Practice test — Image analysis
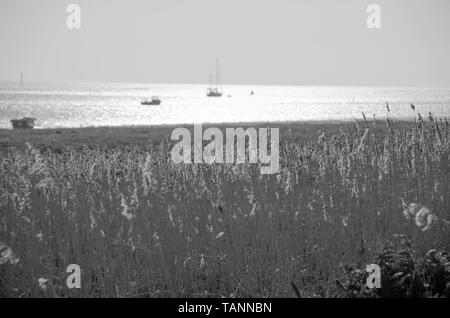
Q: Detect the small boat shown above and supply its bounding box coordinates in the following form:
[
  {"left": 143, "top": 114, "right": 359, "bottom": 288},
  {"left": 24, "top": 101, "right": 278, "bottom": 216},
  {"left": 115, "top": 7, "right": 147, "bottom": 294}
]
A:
[
  {"left": 206, "top": 59, "right": 223, "bottom": 97},
  {"left": 10, "top": 117, "right": 36, "bottom": 129},
  {"left": 141, "top": 96, "right": 161, "bottom": 105}
]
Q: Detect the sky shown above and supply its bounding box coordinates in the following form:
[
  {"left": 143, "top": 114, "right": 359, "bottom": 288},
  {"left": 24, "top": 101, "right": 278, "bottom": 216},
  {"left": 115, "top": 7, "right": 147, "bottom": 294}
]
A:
[{"left": 0, "top": 0, "right": 449, "bottom": 86}]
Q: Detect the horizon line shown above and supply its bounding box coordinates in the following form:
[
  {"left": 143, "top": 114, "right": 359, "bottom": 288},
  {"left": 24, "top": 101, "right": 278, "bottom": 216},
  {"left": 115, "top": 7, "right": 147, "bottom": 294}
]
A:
[{"left": 1, "top": 79, "right": 450, "bottom": 90}]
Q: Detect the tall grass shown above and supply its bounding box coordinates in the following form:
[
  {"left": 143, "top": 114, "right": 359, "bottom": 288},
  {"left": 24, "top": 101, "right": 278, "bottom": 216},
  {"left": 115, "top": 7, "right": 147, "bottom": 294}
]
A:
[{"left": 1, "top": 116, "right": 449, "bottom": 297}]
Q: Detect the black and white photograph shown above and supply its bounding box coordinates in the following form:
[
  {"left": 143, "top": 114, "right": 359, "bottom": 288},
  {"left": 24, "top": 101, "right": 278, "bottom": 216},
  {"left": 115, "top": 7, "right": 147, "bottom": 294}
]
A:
[{"left": 0, "top": 0, "right": 449, "bottom": 304}]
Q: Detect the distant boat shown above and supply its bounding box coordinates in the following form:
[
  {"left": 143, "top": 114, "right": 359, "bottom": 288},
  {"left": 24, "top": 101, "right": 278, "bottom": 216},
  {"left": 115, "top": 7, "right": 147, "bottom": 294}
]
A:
[
  {"left": 10, "top": 117, "right": 36, "bottom": 129},
  {"left": 141, "top": 96, "right": 161, "bottom": 105},
  {"left": 206, "top": 59, "right": 223, "bottom": 97}
]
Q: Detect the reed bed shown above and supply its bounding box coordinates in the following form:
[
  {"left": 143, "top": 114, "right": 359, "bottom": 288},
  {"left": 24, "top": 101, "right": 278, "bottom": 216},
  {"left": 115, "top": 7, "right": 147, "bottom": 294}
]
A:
[{"left": 0, "top": 115, "right": 449, "bottom": 297}]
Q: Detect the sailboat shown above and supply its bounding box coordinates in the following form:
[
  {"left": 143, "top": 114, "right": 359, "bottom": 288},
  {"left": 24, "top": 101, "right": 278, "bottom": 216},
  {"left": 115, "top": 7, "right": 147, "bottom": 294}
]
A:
[{"left": 206, "top": 59, "right": 223, "bottom": 97}]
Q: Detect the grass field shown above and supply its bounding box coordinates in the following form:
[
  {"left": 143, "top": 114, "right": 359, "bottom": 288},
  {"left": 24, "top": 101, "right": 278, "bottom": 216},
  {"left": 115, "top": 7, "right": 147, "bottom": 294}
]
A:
[{"left": 0, "top": 117, "right": 449, "bottom": 297}]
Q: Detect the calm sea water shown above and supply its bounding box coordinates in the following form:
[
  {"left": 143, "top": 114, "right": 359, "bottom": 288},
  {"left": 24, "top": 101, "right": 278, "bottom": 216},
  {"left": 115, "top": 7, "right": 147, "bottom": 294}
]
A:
[{"left": 1, "top": 82, "right": 449, "bottom": 129}]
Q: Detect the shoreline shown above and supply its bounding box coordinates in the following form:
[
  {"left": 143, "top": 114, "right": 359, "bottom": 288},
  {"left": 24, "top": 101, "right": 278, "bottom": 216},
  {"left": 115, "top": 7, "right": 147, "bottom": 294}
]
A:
[{"left": 0, "top": 120, "right": 416, "bottom": 150}]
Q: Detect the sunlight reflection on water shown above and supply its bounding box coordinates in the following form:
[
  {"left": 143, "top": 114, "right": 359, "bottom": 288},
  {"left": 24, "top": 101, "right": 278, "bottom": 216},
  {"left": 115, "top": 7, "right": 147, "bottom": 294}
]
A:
[{"left": 1, "top": 82, "right": 449, "bottom": 128}]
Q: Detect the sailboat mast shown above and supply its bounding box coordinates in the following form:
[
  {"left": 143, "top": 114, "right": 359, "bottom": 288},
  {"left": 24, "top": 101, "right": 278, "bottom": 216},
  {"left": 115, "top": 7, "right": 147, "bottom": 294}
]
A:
[
  {"left": 206, "top": 59, "right": 223, "bottom": 96},
  {"left": 209, "top": 69, "right": 213, "bottom": 89},
  {"left": 215, "top": 58, "right": 222, "bottom": 91},
  {"left": 215, "top": 59, "right": 219, "bottom": 90}
]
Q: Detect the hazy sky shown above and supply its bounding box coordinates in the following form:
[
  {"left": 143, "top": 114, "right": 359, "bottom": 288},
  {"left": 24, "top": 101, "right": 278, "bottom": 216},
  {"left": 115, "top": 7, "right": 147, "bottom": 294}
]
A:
[{"left": 1, "top": 0, "right": 449, "bottom": 86}]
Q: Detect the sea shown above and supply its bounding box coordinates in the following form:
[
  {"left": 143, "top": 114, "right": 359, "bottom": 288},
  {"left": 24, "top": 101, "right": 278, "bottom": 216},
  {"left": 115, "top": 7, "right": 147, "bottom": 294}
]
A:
[{"left": 1, "top": 82, "right": 449, "bottom": 129}]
